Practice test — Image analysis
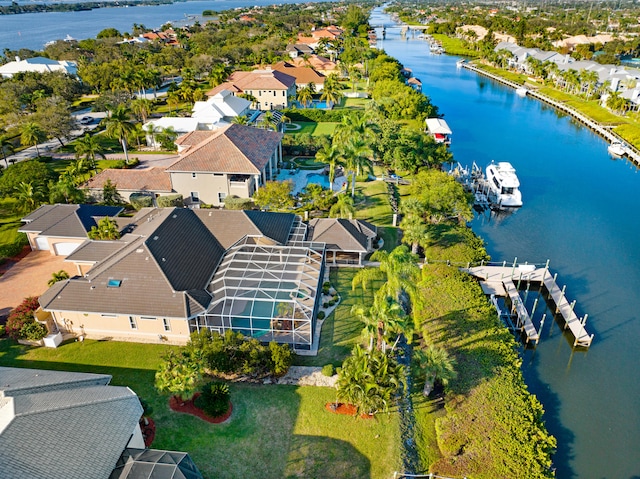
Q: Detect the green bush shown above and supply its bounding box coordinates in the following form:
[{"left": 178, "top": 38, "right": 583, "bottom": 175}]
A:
[
  {"left": 0, "top": 325, "right": 6, "bottom": 336},
  {"left": 21, "top": 321, "right": 48, "bottom": 341},
  {"left": 322, "top": 281, "right": 331, "bottom": 289},
  {"left": 129, "top": 193, "right": 154, "bottom": 210},
  {"left": 284, "top": 109, "right": 357, "bottom": 123},
  {"left": 224, "top": 195, "right": 254, "bottom": 210},
  {"left": 0, "top": 233, "right": 28, "bottom": 259},
  {"left": 5, "top": 296, "right": 44, "bottom": 341},
  {"left": 157, "top": 194, "right": 184, "bottom": 208},
  {"left": 269, "top": 341, "right": 292, "bottom": 376},
  {"left": 194, "top": 381, "right": 230, "bottom": 417},
  {"left": 317, "top": 311, "right": 325, "bottom": 320},
  {"left": 321, "top": 364, "right": 335, "bottom": 376}
]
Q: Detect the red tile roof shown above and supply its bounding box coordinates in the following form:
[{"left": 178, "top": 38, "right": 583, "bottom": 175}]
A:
[
  {"left": 84, "top": 167, "right": 173, "bottom": 192},
  {"left": 271, "top": 62, "right": 325, "bottom": 86},
  {"left": 228, "top": 69, "right": 296, "bottom": 90}
]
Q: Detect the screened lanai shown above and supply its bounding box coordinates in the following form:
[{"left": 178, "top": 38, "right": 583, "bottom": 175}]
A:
[{"left": 193, "top": 236, "right": 325, "bottom": 350}]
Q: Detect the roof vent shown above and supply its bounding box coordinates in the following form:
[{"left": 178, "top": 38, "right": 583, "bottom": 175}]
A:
[
  {"left": 153, "top": 236, "right": 159, "bottom": 241},
  {"left": 136, "top": 248, "right": 144, "bottom": 253},
  {"left": 173, "top": 214, "right": 177, "bottom": 218},
  {"left": 162, "top": 258, "right": 166, "bottom": 262}
]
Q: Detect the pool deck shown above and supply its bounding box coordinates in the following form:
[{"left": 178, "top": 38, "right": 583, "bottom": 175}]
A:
[{"left": 276, "top": 168, "right": 348, "bottom": 195}]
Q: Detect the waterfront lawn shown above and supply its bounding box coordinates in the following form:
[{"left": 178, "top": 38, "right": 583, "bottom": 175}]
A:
[
  {"left": 355, "top": 179, "right": 394, "bottom": 226},
  {"left": 432, "top": 34, "right": 480, "bottom": 58},
  {"left": 537, "top": 87, "right": 624, "bottom": 125},
  {"left": 473, "top": 63, "right": 527, "bottom": 85},
  {"left": 0, "top": 337, "right": 401, "bottom": 479}
]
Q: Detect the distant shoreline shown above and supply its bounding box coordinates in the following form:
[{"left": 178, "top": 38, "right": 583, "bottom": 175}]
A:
[{"left": 0, "top": 0, "right": 182, "bottom": 16}]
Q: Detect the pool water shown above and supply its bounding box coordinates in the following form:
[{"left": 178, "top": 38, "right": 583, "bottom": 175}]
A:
[{"left": 305, "top": 173, "right": 330, "bottom": 190}]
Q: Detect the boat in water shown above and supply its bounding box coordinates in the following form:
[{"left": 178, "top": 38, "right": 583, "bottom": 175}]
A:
[
  {"left": 486, "top": 162, "right": 522, "bottom": 207},
  {"left": 515, "top": 87, "right": 529, "bottom": 97},
  {"left": 608, "top": 140, "right": 627, "bottom": 157}
]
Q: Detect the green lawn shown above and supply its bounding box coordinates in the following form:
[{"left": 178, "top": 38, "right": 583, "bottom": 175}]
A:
[
  {"left": 355, "top": 179, "right": 394, "bottom": 226},
  {"left": 0, "top": 198, "right": 25, "bottom": 252},
  {"left": 343, "top": 97, "right": 369, "bottom": 109},
  {"left": 288, "top": 121, "right": 338, "bottom": 137},
  {"left": 0, "top": 329, "right": 401, "bottom": 479}
]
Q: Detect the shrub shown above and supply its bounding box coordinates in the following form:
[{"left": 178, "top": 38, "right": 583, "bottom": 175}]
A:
[
  {"left": 224, "top": 195, "right": 254, "bottom": 210},
  {"left": 0, "top": 325, "right": 5, "bottom": 337},
  {"left": 269, "top": 341, "right": 292, "bottom": 376},
  {"left": 323, "top": 302, "right": 328, "bottom": 308},
  {"left": 20, "top": 321, "right": 48, "bottom": 341},
  {"left": 194, "top": 381, "right": 230, "bottom": 417},
  {"left": 321, "top": 364, "right": 335, "bottom": 376},
  {"left": 6, "top": 296, "right": 41, "bottom": 340},
  {"left": 157, "top": 194, "right": 184, "bottom": 208},
  {"left": 317, "top": 311, "right": 325, "bottom": 320},
  {"left": 0, "top": 233, "right": 28, "bottom": 259},
  {"left": 129, "top": 193, "right": 154, "bottom": 210},
  {"left": 323, "top": 281, "right": 331, "bottom": 289}
]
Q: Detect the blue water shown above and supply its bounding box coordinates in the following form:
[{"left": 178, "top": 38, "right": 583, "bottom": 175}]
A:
[
  {"left": 372, "top": 8, "right": 640, "bottom": 479},
  {"left": 0, "top": 0, "right": 332, "bottom": 51},
  {"left": 305, "top": 173, "right": 330, "bottom": 190},
  {"left": 295, "top": 100, "right": 331, "bottom": 110}
]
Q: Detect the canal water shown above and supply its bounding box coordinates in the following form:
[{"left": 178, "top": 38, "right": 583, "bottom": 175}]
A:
[{"left": 372, "top": 8, "right": 640, "bottom": 479}]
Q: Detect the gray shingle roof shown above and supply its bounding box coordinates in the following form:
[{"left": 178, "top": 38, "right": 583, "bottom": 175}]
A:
[
  {"left": 307, "top": 218, "right": 377, "bottom": 252},
  {"left": 65, "top": 240, "right": 126, "bottom": 263},
  {"left": 0, "top": 366, "right": 143, "bottom": 479},
  {"left": 20, "top": 204, "right": 123, "bottom": 238}
]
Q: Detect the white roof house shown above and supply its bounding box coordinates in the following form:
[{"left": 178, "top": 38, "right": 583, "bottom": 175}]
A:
[
  {"left": 191, "top": 89, "right": 251, "bottom": 128},
  {"left": 142, "top": 117, "right": 200, "bottom": 148},
  {"left": 0, "top": 56, "right": 78, "bottom": 78},
  {"left": 425, "top": 118, "right": 452, "bottom": 135}
]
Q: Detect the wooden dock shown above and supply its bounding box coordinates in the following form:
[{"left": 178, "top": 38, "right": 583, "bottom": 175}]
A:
[
  {"left": 464, "top": 265, "right": 593, "bottom": 348},
  {"left": 459, "top": 61, "right": 640, "bottom": 166}
]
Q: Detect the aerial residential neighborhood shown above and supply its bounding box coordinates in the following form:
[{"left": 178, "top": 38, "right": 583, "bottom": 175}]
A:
[{"left": 2, "top": 0, "right": 640, "bottom": 478}]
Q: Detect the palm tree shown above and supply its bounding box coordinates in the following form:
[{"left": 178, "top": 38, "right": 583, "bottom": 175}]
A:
[
  {"left": 103, "top": 106, "right": 135, "bottom": 164},
  {"left": 413, "top": 345, "right": 457, "bottom": 396},
  {"left": 320, "top": 74, "right": 343, "bottom": 108},
  {"left": 297, "top": 85, "right": 314, "bottom": 108},
  {"left": 315, "top": 144, "right": 342, "bottom": 191},
  {"left": 131, "top": 98, "right": 153, "bottom": 122},
  {"left": 0, "top": 135, "right": 15, "bottom": 167},
  {"left": 156, "top": 126, "right": 178, "bottom": 151},
  {"left": 329, "top": 193, "right": 355, "bottom": 219},
  {"left": 341, "top": 139, "right": 373, "bottom": 197},
  {"left": 399, "top": 211, "right": 429, "bottom": 255},
  {"left": 20, "top": 121, "right": 45, "bottom": 157},
  {"left": 352, "top": 294, "right": 406, "bottom": 351},
  {"left": 87, "top": 217, "right": 121, "bottom": 240},
  {"left": 231, "top": 115, "right": 248, "bottom": 125},
  {"left": 48, "top": 270, "right": 70, "bottom": 287},
  {"left": 74, "top": 133, "right": 106, "bottom": 172},
  {"left": 15, "top": 181, "right": 44, "bottom": 214},
  {"left": 155, "top": 350, "right": 204, "bottom": 402}
]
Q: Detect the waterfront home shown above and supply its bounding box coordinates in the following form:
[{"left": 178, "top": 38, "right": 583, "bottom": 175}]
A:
[
  {"left": 38, "top": 207, "right": 326, "bottom": 350},
  {"left": 209, "top": 69, "right": 297, "bottom": 111},
  {"left": 0, "top": 366, "right": 203, "bottom": 479},
  {"left": 271, "top": 61, "right": 326, "bottom": 91},
  {"left": 19, "top": 204, "right": 123, "bottom": 256},
  {"left": 0, "top": 56, "right": 78, "bottom": 78}
]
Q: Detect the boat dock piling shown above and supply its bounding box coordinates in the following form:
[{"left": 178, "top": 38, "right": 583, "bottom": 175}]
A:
[
  {"left": 459, "top": 61, "right": 640, "bottom": 166},
  {"left": 464, "top": 262, "right": 594, "bottom": 348}
]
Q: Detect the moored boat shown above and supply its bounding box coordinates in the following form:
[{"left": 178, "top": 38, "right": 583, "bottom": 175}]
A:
[
  {"left": 608, "top": 140, "right": 627, "bottom": 157},
  {"left": 515, "top": 87, "right": 528, "bottom": 97},
  {"left": 486, "top": 161, "right": 522, "bottom": 207}
]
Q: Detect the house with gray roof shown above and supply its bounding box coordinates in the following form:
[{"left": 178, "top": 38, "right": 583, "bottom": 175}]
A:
[
  {"left": 39, "top": 208, "right": 326, "bottom": 350},
  {"left": 307, "top": 218, "right": 377, "bottom": 266},
  {"left": 19, "top": 204, "right": 123, "bottom": 256}
]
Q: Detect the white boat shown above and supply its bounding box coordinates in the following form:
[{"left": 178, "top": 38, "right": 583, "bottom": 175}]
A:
[
  {"left": 515, "top": 87, "right": 528, "bottom": 97},
  {"left": 486, "top": 162, "right": 522, "bottom": 207},
  {"left": 608, "top": 140, "right": 627, "bottom": 157},
  {"left": 425, "top": 117, "right": 452, "bottom": 146}
]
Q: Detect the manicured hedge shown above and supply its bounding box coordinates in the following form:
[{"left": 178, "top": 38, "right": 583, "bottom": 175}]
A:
[
  {"left": 129, "top": 193, "right": 154, "bottom": 210},
  {"left": 157, "top": 194, "right": 184, "bottom": 208},
  {"left": 284, "top": 109, "right": 360, "bottom": 123}
]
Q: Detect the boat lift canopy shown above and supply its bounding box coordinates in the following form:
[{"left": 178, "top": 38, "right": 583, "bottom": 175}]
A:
[{"left": 425, "top": 118, "right": 452, "bottom": 135}]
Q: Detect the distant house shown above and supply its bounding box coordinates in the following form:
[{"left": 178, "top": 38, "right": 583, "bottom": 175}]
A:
[
  {"left": 191, "top": 89, "right": 252, "bottom": 128},
  {"left": 407, "top": 77, "right": 422, "bottom": 92},
  {"left": 271, "top": 61, "right": 326, "bottom": 91},
  {"left": 19, "top": 204, "right": 123, "bottom": 256},
  {"left": 0, "top": 56, "right": 78, "bottom": 78},
  {"left": 307, "top": 218, "right": 377, "bottom": 266},
  {"left": 38, "top": 207, "right": 326, "bottom": 350},
  {"left": 209, "top": 68, "right": 296, "bottom": 110},
  {"left": 0, "top": 366, "right": 203, "bottom": 479},
  {"left": 84, "top": 167, "right": 174, "bottom": 203},
  {"left": 288, "top": 55, "right": 340, "bottom": 77},
  {"left": 166, "top": 124, "right": 283, "bottom": 206},
  {"left": 286, "top": 43, "right": 315, "bottom": 58},
  {"left": 141, "top": 117, "right": 200, "bottom": 148}
]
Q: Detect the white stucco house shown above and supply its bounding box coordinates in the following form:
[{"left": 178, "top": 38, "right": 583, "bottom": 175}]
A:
[{"left": 0, "top": 56, "right": 78, "bottom": 78}]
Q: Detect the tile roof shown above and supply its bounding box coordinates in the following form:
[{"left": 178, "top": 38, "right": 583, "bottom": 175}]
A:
[
  {"left": 227, "top": 69, "right": 296, "bottom": 90},
  {"left": 205, "top": 83, "right": 242, "bottom": 97},
  {"left": 65, "top": 239, "right": 126, "bottom": 264},
  {"left": 0, "top": 366, "right": 142, "bottom": 479},
  {"left": 20, "top": 204, "right": 123, "bottom": 238},
  {"left": 167, "top": 124, "right": 282, "bottom": 175},
  {"left": 288, "top": 55, "right": 339, "bottom": 71},
  {"left": 307, "top": 218, "right": 377, "bottom": 252},
  {"left": 271, "top": 62, "right": 326, "bottom": 86},
  {"left": 84, "top": 167, "right": 173, "bottom": 193}
]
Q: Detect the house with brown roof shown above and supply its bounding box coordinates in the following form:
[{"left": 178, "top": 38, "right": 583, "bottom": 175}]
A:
[
  {"left": 307, "top": 218, "right": 377, "bottom": 266},
  {"left": 166, "top": 124, "right": 283, "bottom": 207},
  {"left": 84, "top": 167, "right": 173, "bottom": 203},
  {"left": 38, "top": 208, "right": 326, "bottom": 351},
  {"left": 207, "top": 69, "right": 296, "bottom": 111},
  {"left": 271, "top": 61, "right": 326, "bottom": 90},
  {"left": 19, "top": 204, "right": 123, "bottom": 256},
  {"left": 288, "top": 55, "right": 340, "bottom": 77}
]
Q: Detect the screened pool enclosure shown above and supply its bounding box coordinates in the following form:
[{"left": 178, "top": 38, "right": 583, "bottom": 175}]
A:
[{"left": 191, "top": 235, "right": 325, "bottom": 350}]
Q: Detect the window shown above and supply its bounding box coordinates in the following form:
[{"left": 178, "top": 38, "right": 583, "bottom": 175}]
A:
[
  {"left": 218, "top": 192, "right": 227, "bottom": 203},
  {"left": 107, "top": 279, "right": 122, "bottom": 288},
  {"left": 101, "top": 314, "right": 117, "bottom": 318},
  {"left": 192, "top": 173, "right": 197, "bottom": 178},
  {"left": 191, "top": 192, "right": 199, "bottom": 202},
  {"left": 258, "top": 91, "right": 262, "bottom": 96},
  {"left": 140, "top": 316, "right": 156, "bottom": 321},
  {"left": 283, "top": 91, "right": 285, "bottom": 96},
  {"left": 129, "top": 316, "right": 137, "bottom": 329},
  {"left": 213, "top": 173, "right": 223, "bottom": 177},
  {"left": 162, "top": 318, "right": 171, "bottom": 332}
]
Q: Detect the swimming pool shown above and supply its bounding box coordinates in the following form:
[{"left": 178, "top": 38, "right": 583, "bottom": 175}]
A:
[
  {"left": 305, "top": 173, "right": 330, "bottom": 190},
  {"left": 295, "top": 100, "right": 332, "bottom": 109}
]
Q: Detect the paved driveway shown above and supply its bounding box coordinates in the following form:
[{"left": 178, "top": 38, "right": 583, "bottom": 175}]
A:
[{"left": 0, "top": 251, "right": 76, "bottom": 319}]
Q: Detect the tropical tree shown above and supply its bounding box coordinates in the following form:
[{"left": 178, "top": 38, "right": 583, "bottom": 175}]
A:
[
  {"left": 48, "top": 270, "right": 70, "bottom": 287},
  {"left": 0, "top": 135, "right": 15, "bottom": 167},
  {"left": 336, "top": 345, "right": 406, "bottom": 416},
  {"left": 297, "top": 85, "right": 314, "bottom": 108},
  {"left": 20, "top": 121, "right": 46, "bottom": 157},
  {"left": 102, "top": 179, "right": 123, "bottom": 206},
  {"left": 320, "top": 74, "right": 343, "bottom": 108},
  {"left": 156, "top": 126, "right": 178, "bottom": 151},
  {"left": 231, "top": 115, "right": 248, "bottom": 125},
  {"left": 131, "top": 98, "right": 153, "bottom": 122},
  {"left": 87, "top": 217, "right": 121, "bottom": 240},
  {"left": 15, "top": 181, "right": 44, "bottom": 214},
  {"left": 103, "top": 106, "right": 135, "bottom": 164},
  {"left": 252, "top": 180, "right": 294, "bottom": 211},
  {"left": 74, "top": 133, "right": 106, "bottom": 172},
  {"left": 329, "top": 193, "right": 355, "bottom": 219},
  {"left": 413, "top": 345, "right": 457, "bottom": 396},
  {"left": 155, "top": 350, "right": 204, "bottom": 401},
  {"left": 49, "top": 174, "right": 85, "bottom": 204},
  {"left": 409, "top": 169, "right": 473, "bottom": 225},
  {"left": 340, "top": 138, "right": 373, "bottom": 196},
  {"left": 352, "top": 293, "right": 406, "bottom": 351},
  {"left": 315, "top": 144, "right": 342, "bottom": 191}
]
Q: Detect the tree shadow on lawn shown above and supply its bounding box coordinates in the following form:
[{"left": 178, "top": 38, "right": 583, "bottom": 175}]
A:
[{"left": 286, "top": 435, "right": 371, "bottom": 478}]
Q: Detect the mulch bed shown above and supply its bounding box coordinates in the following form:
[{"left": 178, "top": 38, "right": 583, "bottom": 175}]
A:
[
  {"left": 140, "top": 417, "right": 156, "bottom": 447},
  {"left": 169, "top": 394, "right": 233, "bottom": 424},
  {"left": 325, "top": 402, "right": 374, "bottom": 419}
]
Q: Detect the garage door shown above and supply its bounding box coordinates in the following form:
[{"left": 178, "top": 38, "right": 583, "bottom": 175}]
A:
[
  {"left": 53, "top": 242, "right": 81, "bottom": 256},
  {"left": 35, "top": 237, "right": 49, "bottom": 250}
]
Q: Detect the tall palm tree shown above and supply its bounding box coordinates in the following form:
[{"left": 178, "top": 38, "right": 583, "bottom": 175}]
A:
[
  {"left": 0, "top": 135, "right": 15, "bottom": 167},
  {"left": 329, "top": 193, "right": 355, "bottom": 219},
  {"left": 297, "top": 85, "right": 314, "bottom": 108},
  {"left": 20, "top": 121, "right": 45, "bottom": 157},
  {"left": 413, "top": 345, "right": 457, "bottom": 396},
  {"left": 352, "top": 294, "right": 406, "bottom": 351},
  {"left": 103, "top": 106, "right": 135, "bottom": 164},
  {"left": 15, "top": 181, "right": 44, "bottom": 214},
  {"left": 315, "top": 144, "right": 342, "bottom": 191},
  {"left": 399, "top": 211, "right": 429, "bottom": 255},
  {"left": 320, "top": 74, "right": 343, "bottom": 108},
  {"left": 341, "top": 139, "right": 373, "bottom": 197},
  {"left": 74, "top": 133, "right": 106, "bottom": 172},
  {"left": 131, "top": 98, "right": 153, "bottom": 122}
]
